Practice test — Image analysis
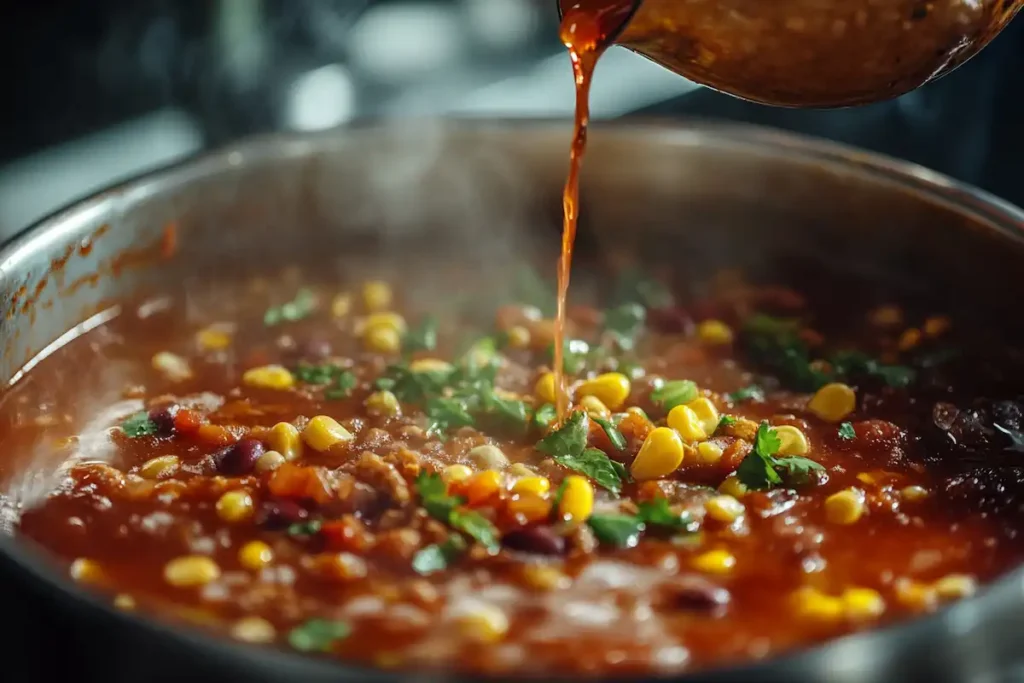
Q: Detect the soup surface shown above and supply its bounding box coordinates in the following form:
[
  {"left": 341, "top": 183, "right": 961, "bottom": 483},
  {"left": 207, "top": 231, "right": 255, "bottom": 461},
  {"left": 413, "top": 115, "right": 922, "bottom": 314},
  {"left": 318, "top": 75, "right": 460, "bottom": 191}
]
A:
[{"left": 7, "top": 265, "right": 1024, "bottom": 675}]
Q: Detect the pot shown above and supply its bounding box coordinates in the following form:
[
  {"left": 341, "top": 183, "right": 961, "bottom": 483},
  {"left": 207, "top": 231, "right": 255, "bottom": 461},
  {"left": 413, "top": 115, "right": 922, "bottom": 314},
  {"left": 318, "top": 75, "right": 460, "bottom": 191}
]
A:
[{"left": 1, "top": 121, "right": 1023, "bottom": 683}]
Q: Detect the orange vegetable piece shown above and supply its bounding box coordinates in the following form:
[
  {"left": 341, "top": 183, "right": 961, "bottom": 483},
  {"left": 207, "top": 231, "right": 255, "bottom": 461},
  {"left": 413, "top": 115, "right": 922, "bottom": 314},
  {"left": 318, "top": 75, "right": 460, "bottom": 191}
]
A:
[{"left": 268, "top": 463, "right": 333, "bottom": 504}]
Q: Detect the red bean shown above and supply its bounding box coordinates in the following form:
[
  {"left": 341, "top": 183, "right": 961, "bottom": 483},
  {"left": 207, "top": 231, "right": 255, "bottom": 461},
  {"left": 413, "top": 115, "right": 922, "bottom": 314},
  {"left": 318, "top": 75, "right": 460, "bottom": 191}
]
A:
[
  {"left": 216, "top": 438, "right": 265, "bottom": 476},
  {"left": 502, "top": 526, "right": 566, "bottom": 555},
  {"left": 661, "top": 575, "right": 730, "bottom": 613},
  {"left": 256, "top": 499, "right": 309, "bottom": 530},
  {"left": 148, "top": 405, "right": 179, "bottom": 435}
]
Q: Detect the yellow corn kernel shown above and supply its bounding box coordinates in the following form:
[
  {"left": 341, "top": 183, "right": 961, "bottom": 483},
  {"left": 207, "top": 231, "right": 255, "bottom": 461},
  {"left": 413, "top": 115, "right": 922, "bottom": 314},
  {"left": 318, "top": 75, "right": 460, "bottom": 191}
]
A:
[
  {"left": 196, "top": 325, "right": 232, "bottom": 351},
  {"left": 266, "top": 422, "right": 303, "bottom": 461},
  {"left": 164, "top": 555, "right": 221, "bottom": 588},
  {"left": 630, "top": 427, "right": 685, "bottom": 481},
  {"left": 923, "top": 316, "right": 950, "bottom": 338},
  {"left": 361, "top": 311, "right": 406, "bottom": 335},
  {"left": 139, "top": 455, "right": 180, "bottom": 480},
  {"left": 692, "top": 549, "right": 736, "bottom": 574},
  {"left": 697, "top": 319, "right": 734, "bottom": 345},
  {"left": 793, "top": 586, "right": 844, "bottom": 621},
  {"left": 933, "top": 574, "right": 977, "bottom": 600},
  {"left": 442, "top": 464, "right": 473, "bottom": 484},
  {"left": 216, "top": 490, "right": 255, "bottom": 523},
  {"left": 705, "top": 495, "right": 745, "bottom": 524},
  {"left": 824, "top": 488, "right": 866, "bottom": 525},
  {"left": 696, "top": 441, "right": 724, "bottom": 465},
  {"left": 512, "top": 476, "right": 551, "bottom": 497},
  {"left": 331, "top": 292, "right": 352, "bottom": 318},
  {"left": 362, "top": 280, "right": 393, "bottom": 312},
  {"left": 666, "top": 405, "right": 708, "bottom": 443},
  {"left": 534, "top": 372, "right": 557, "bottom": 404},
  {"left": 455, "top": 602, "right": 509, "bottom": 644},
  {"left": 898, "top": 328, "right": 922, "bottom": 351},
  {"left": 685, "top": 397, "right": 720, "bottom": 436},
  {"left": 842, "top": 587, "right": 886, "bottom": 621},
  {"left": 900, "top": 485, "right": 930, "bottom": 502},
  {"left": 895, "top": 578, "right": 938, "bottom": 611},
  {"left": 69, "top": 558, "right": 104, "bottom": 583},
  {"left": 521, "top": 564, "right": 571, "bottom": 591},
  {"left": 506, "top": 494, "right": 552, "bottom": 523},
  {"left": 238, "top": 540, "right": 274, "bottom": 571},
  {"left": 363, "top": 324, "right": 401, "bottom": 354},
  {"left": 579, "top": 395, "right": 610, "bottom": 419},
  {"left": 231, "top": 616, "right": 277, "bottom": 644},
  {"left": 506, "top": 325, "right": 531, "bottom": 349},
  {"left": 242, "top": 365, "right": 295, "bottom": 391},
  {"left": 365, "top": 390, "right": 401, "bottom": 417},
  {"left": 507, "top": 463, "right": 536, "bottom": 478},
  {"left": 557, "top": 475, "right": 594, "bottom": 522},
  {"left": 152, "top": 351, "right": 192, "bottom": 381},
  {"left": 774, "top": 425, "right": 810, "bottom": 456},
  {"left": 409, "top": 358, "right": 452, "bottom": 374},
  {"left": 467, "top": 444, "right": 509, "bottom": 469},
  {"left": 302, "top": 415, "right": 354, "bottom": 451},
  {"left": 577, "top": 372, "right": 631, "bottom": 410},
  {"left": 465, "top": 470, "right": 503, "bottom": 506},
  {"left": 718, "top": 474, "right": 748, "bottom": 498},
  {"left": 807, "top": 382, "right": 856, "bottom": 422},
  {"left": 869, "top": 305, "right": 903, "bottom": 327}
]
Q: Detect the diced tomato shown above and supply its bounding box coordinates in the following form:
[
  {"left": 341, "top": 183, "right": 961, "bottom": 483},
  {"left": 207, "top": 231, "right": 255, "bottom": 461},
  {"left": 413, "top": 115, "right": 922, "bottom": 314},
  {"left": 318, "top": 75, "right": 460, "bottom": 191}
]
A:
[
  {"left": 268, "top": 463, "right": 333, "bottom": 504},
  {"left": 173, "top": 408, "right": 205, "bottom": 434}
]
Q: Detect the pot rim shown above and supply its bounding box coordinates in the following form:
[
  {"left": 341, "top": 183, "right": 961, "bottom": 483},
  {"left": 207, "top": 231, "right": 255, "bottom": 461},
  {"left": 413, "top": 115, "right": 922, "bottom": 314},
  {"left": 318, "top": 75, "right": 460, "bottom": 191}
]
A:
[{"left": 2, "top": 118, "right": 1023, "bottom": 682}]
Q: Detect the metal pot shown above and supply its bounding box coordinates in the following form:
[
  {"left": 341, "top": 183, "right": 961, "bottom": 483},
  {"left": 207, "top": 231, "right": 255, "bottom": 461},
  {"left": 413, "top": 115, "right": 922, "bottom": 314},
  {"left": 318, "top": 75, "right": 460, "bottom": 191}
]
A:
[{"left": 1, "top": 121, "right": 1023, "bottom": 683}]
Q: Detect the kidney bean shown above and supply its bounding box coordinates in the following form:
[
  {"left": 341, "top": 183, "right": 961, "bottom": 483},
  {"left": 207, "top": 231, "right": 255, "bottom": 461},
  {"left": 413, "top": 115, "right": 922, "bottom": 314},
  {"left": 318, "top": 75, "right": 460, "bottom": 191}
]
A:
[
  {"left": 502, "top": 526, "right": 566, "bottom": 556},
  {"left": 662, "top": 575, "right": 731, "bottom": 613},
  {"left": 148, "top": 405, "right": 179, "bottom": 435},
  {"left": 216, "top": 438, "right": 265, "bottom": 476},
  {"left": 256, "top": 498, "right": 309, "bottom": 530}
]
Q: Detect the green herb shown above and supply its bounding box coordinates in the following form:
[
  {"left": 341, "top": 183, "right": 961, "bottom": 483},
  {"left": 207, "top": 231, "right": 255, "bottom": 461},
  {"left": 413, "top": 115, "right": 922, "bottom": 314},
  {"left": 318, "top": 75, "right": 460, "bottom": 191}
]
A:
[
  {"left": 449, "top": 509, "right": 500, "bottom": 551},
  {"left": 774, "top": 456, "right": 826, "bottom": 487},
  {"left": 404, "top": 315, "right": 439, "bottom": 353},
  {"left": 604, "top": 303, "right": 646, "bottom": 351},
  {"left": 536, "top": 410, "right": 589, "bottom": 459},
  {"left": 838, "top": 422, "right": 856, "bottom": 441},
  {"left": 534, "top": 403, "right": 557, "bottom": 429},
  {"left": 296, "top": 363, "right": 357, "bottom": 399},
  {"left": 264, "top": 289, "right": 317, "bottom": 327},
  {"left": 121, "top": 412, "right": 158, "bottom": 438},
  {"left": 736, "top": 422, "right": 825, "bottom": 490},
  {"left": 727, "top": 385, "right": 764, "bottom": 403},
  {"left": 717, "top": 415, "right": 737, "bottom": 431},
  {"left": 483, "top": 394, "right": 530, "bottom": 431},
  {"left": 593, "top": 416, "right": 627, "bottom": 450},
  {"left": 412, "top": 535, "right": 468, "bottom": 575},
  {"left": 829, "top": 350, "right": 915, "bottom": 388},
  {"left": 288, "top": 619, "right": 352, "bottom": 652},
  {"left": 611, "top": 267, "right": 673, "bottom": 309},
  {"left": 637, "top": 498, "right": 694, "bottom": 531},
  {"left": 650, "top": 379, "right": 698, "bottom": 411},
  {"left": 286, "top": 520, "right": 323, "bottom": 537},
  {"left": 535, "top": 413, "right": 624, "bottom": 494},
  {"left": 461, "top": 336, "right": 499, "bottom": 367},
  {"left": 323, "top": 371, "right": 357, "bottom": 400},
  {"left": 425, "top": 396, "right": 476, "bottom": 437},
  {"left": 514, "top": 267, "right": 557, "bottom": 316},
  {"left": 587, "top": 513, "right": 644, "bottom": 548},
  {"left": 414, "top": 473, "right": 499, "bottom": 552},
  {"left": 552, "top": 479, "right": 569, "bottom": 507}
]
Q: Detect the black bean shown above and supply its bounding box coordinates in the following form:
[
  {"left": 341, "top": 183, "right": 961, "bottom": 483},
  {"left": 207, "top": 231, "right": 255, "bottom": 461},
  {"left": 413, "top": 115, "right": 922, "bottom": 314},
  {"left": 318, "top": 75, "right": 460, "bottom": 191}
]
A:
[
  {"left": 256, "top": 499, "right": 309, "bottom": 530},
  {"left": 216, "top": 438, "right": 265, "bottom": 476},
  {"left": 148, "top": 405, "right": 179, "bottom": 435},
  {"left": 502, "top": 526, "right": 566, "bottom": 555},
  {"left": 661, "top": 575, "right": 731, "bottom": 613}
]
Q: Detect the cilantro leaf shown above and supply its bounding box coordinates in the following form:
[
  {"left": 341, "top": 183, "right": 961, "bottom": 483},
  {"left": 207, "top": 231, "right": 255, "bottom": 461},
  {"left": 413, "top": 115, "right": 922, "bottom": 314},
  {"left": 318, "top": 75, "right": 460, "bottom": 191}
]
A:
[
  {"left": 121, "top": 412, "right": 158, "bottom": 438},
  {"left": 838, "top": 422, "right": 856, "bottom": 441},
  {"left": 404, "top": 315, "right": 439, "bottom": 353},
  {"left": 414, "top": 472, "right": 448, "bottom": 500},
  {"left": 650, "top": 380, "right": 698, "bottom": 411},
  {"left": 587, "top": 513, "right": 644, "bottom": 548},
  {"left": 558, "top": 448, "right": 625, "bottom": 495},
  {"left": 774, "top": 456, "right": 826, "bottom": 487},
  {"left": 424, "top": 396, "right": 475, "bottom": 437},
  {"left": 717, "top": 415, "right": 737, "bottom": 431},
  {"left": 461, "top": 336, "right": 499, "bottom": 367},
  {"left": 287, "top": 619, "right": 351, "bottom": 652},
  {"left": 449, "top": 509, "right": 499, "bottom": 552},
  {"left": 552, "top": 479, "right": 569, "bottom": 507},
  {"left": 637, "top": 498, "right": 694, "bottom": 531},
  {"left": 727, "top": 385, "right": 764, "bottom": 403},
  {"left": 415, "top": 473, "right": 499, "bottom": 552},
  {"left": 412, "top": 535, "right": 467, "bottom": 575},
  {"left": 604, "top": 303, "right": 646, "bottom": 351},
  {"left": 536, "top": 410, "right": 588, "bottom": 460},
  {"left": 483, "top": 394, "right": 530, "bottom": 431},
  {"left": 755, "top": 422, "right": 782, "bottom": 457},
  {"left": 534, "top": 403, "right": 557, "bottom": 429},
  {"left": 324, "top": 371, "right": 357, "bottom": 400},
  {"left": 286, "top": 520, "right": 323, "bottom": 537},
  {"left": 264, "top": 289, "right": 316, "bottom": 327},
  {"left": 593, "top": 416, "right": 627, "bottom": 450},
  {"left": 735, "top": 422, "right": 784, "bottom": 490}
]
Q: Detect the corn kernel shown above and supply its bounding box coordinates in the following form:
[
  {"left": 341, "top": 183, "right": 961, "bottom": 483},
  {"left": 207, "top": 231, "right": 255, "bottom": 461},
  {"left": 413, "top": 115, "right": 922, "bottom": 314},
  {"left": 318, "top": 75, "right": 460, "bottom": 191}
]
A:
[
  {"left": 933, "top": 574, "right": 977, "bottom": 600},
  {"left": 254, "top": 450, "right": 286, "bottom": 475},
  {"left": 362, "top": 280, "right": 393, "bottom": 312},
  {"left": 361, "top": 311, "right": 406, "bottom": 335},
  {"left": 895, "top": 578, "right": 937, "bottom": 611},
  {"left": 534, "top": 372, "right": 557, "bottom": 404},
  {"left": 842, "top": 587, "right": 886, "bottom": 620},
  {"left": 231, "top": 616, "right": 277, "bottom": 644},
  {"left": 365, "top": 390, "right": 401, "bottom": 417},
  {"left": 898, "top": 328, "right": 922, "bottom": 351},
  {"left": 579, "top": 395, "right": 611, "bottom": 419},
  {"left": 467, "top": 444, "right": 509, "bottom": 469},
  {"left": 869, "top": 305, "right": 903, "bottom": 327},
  {"left": 331, "top": 292, "right": 352, "bottom": 318},
  {"left": 824, "top": 488, "right": 866, "bottom": 525},
  {"left": 705, "top": 495, "right": 745, "bottom": 524},
  {"left": 512, "top": 476, "right": 551, "bottom": 497},
  {"left": 442, "top": 464, "right": 473, "bottom": 484},
  {"left": 685, "top": 397, "right": 720, "bottom": 435},
  {"left": 69, "top": 558, "right": 104, "bottom": 583},
  {"left": 242, "top": 365, "right": 295, "bottom": 391},
  {"left": 900, "top": 485, "right": 930, "bottom": 502},
  {"left": 465, "top": 470, "right": 503, "bottom": 506},
  {"left": 507, "top": 463, "right": 536, "bottom": 477},
  {"left": 196, "top": 325, "right": 232, "bottom": 351},
  {"left": 506, "top": 325, "right": 531, "bottom": 349},
  {"left": 238, "top": 540, "right": 274, "bottom": 571},
  {"left": 577, "top": 372, "right": 631, "bottom": 410},
  {"left": 696, "top": 441, "right": 724, "bottom": 465},
  {"left": 363, "top": 324, "right": 401, "bottom": 354},
  {"left": 774, "top": 425, "right": 811, "bottom": 456},
  {"left": 666, "top": 405, "right": 708, "bottom": 443},
  {"left": 216, "top": 490, "right": 255, "bottom": 523},
  {"left": 139, "top": 455, "right": 180, "bottom": 480},
  {"left": 266, "top": 422, "right": 303, "bottom": 461},
  {"left": 692, "top": 549, "right": 736, "bottom": 574},
  {"left": 409, "top": 358, "right": 452, "bottom": 374},
  {"left": 454, "top": 602, "right": 509, "bottom": 644},
  {"left": 718, "top": 474, "right": 748, "bottom": 498},
  {"left": 923, "top": 316, "right": 951, "bottom": 338},
  {"left": 506, "top": 494, "right": 552, "bottom": 523},
  {"left": 302, "top": 415, "right": 354, "bottom": 451},
  {"left": 793, "top": 587, "right": 844, "bottom": 621},
  {"left": 521, "top": 564, "right": 570, "bottom": 591},
  {"left": 164, "top": 555, "right": 221, "bottom": 588},
  {"left": 630, "top": 427, "right": 685, "bottom": 480},
  {"left": 152, "top": 351, "right": 192, "bottom": 382},
  {"left": 557, "top": 475, "right": 594, "bottom": 522},
  {"left": 697, "top": 319, "right": 734, "bottom": 345},
  {"left": 807, "top": 383, "right": 856, "bottom": 422}
]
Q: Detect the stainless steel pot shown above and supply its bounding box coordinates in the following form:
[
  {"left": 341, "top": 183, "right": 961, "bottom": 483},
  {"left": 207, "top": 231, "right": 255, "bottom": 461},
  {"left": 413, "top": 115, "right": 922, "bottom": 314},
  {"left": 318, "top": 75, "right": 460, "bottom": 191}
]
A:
[{"left": 1, "top": 121, "right": 1024, "bottom": 683}]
